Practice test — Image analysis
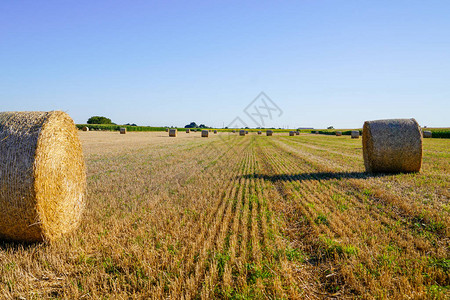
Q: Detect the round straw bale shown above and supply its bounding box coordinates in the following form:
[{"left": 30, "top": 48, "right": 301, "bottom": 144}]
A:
[
  {"left": 214, "top": 130, "right": 217, "bottom": 134},
  {"left": 246, "top": 131, "right": 249, "bottom": 134},
  {"left": 423, "top": 130, "right": 432, "bottom": 138},
  {"left": 169, "top": 128, "right": 177, "bottom": 137},
  {"left": 201, "top": 130, "right": 209, "bottom": 137},
  {"left": 315, "top": 131, "right": 319, "bottom": 134},
  {"left": 0, "top": 111, "right": 86, "bottom": 242},
  {"left": 266, "top": 130, "right": 273, "bottom": 136},
  {"left": 336, "top": 131, "right": 342, "bottom": 136},
  {"left": 351, "top": 130, "right": 359, "bottom": 139},
  {"left": 232, "top": 130, "right": 236, "bottom": 133},
  {"left": 296, "top": 131, "right": 300, "bottom": 135},
  {"left": 362, "top": 118, "right": 422, "bottom": 173},
  {"left": 186, "top": 128, "right": 190, "bottom": 133},
  {"left": 289, "top": 131, "right": 295, "bottom": 136},
  {"left": 165, "top": 128, "right": 169, "bottom": 132},
  {"left": 258, "top": 131, "right": 262, "bottom": 135},
  {"left": 82, "top": 126, "right": 89, "bottom": 132},
  {"left": 239, "top": 130, "right": 245, "bottom": 136},
  {"left": 120, "top": 127, "right": 126, "bottom": 134}
]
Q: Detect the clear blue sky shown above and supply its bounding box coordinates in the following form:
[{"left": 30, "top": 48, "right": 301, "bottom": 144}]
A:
[{"left": 1, "top": 1, "right": 449, "bottom": 128}]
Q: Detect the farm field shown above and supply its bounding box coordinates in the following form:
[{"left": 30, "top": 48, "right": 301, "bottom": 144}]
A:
[{"left": 1, "top": 131, "right": 449, "bottom": 299}]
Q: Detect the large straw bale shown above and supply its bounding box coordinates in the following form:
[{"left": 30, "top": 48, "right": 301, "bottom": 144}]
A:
[
  {"left": 336, "top": 131, "right": 342, "bottom": 136},
  {"left": 169, "top": 129, "right": 177, "bottom": 137},
  {"left": 266, "top": 130, "right": 273, "bottom": 136},
  {"left": 120, "top": 127, "right": 126, "bottom": 134},
  {"left": 201, "top": 130, "right": 209, "bottom": 137},
  {"left": 239, "top": 130, "right": 245, "bottom": 136},
  {"left": 351, "top": 130, "right": 359, "bottom": 139},
  {"left": 0, "top": 111, "right": 86, "bottom": 242},
  {"left": 423, "top": 131, "right": 432, "bottom": 138},
  {"left": 362, "top": 118, "right": 422, "bottom": 173}
]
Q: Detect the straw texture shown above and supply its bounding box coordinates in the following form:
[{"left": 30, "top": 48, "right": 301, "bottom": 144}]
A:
[
  {"left": 423, "top": 131, "right": 432, "bottom": 138},
  {"left": 0, "top": 111, "right": 86, "bottom": 242},
  {"left": 169, "top": 129, "right": 177, "bottom": 137},
  {"left": 351, "top": 131, "right": 359, "bottom": 139},
  {"left": 201, "top": 130, "right": 209, "bottom": 137},
  {"left": 363, "top": 118, "right": 422, "bottom": 173}
]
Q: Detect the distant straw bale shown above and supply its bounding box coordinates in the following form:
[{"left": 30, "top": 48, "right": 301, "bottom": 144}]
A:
[
  {"left": 363, "top": 118, "right": 422, "bottom": 173},
  {"left": 351, "top": 130, "right": 359, "bottom": 139},
  {"left": 423, "top": 131, "right": 432, "bottom": 138},
  {"left": 239, "top": 130, "right": 245, "bottom": 136},
  {"left": 289, "top": 131, "right": 295, "bottom": 136},
  {"left": 169, "top": 129, "right": 177, "bottom": 137},
  {"left": 82, "top": 126, "right": 89, "bottom": 132},
  {"left": 120, "top": 128, "right": 126, "bottom": 134},
  {"left": 258, "top": 131, "right": 262, "bottom": 135},
  {"left": 202, "top": 130, "right": 209, "bottom": 137},
  {"left": 336, "top": 131, "right": 342, "bottom": 136},
  {"left": 0, "top": 111, "right": 86, "bottom": 242},
  {"left": 266, "top": 130, "right": 273, "bottom": 136},
  {"left": 186, "top": 129, "right": 190, "bottom": 133}
]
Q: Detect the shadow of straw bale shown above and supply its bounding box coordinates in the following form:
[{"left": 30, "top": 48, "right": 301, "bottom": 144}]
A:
[
  {"left": 0, "top": 240, "right": 42, "bottom": 251},
  {"left": 239, "top": 171, "right": 391, "bottom": 182}
]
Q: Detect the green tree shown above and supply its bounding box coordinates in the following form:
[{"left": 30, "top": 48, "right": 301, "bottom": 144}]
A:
[
  {"left": 185, "top": 122, "right": 198, "bottom": 128},
  {"left": 87, "top": 116, "right": 113, "bottom": 124}
]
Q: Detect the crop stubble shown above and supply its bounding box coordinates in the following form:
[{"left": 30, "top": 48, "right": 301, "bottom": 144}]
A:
[{"left": 0, "top": 131, "right": 448, "bottom": 299}]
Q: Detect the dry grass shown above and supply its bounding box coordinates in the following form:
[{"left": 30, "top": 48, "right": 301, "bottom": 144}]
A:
[{"left": 0, "top": 132, "right": 448, "bottom": 299}]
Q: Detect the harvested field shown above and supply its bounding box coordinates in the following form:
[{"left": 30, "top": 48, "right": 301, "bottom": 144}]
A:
[{"left": 1, "top": 132, "right": 448, "bottom": 299}]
